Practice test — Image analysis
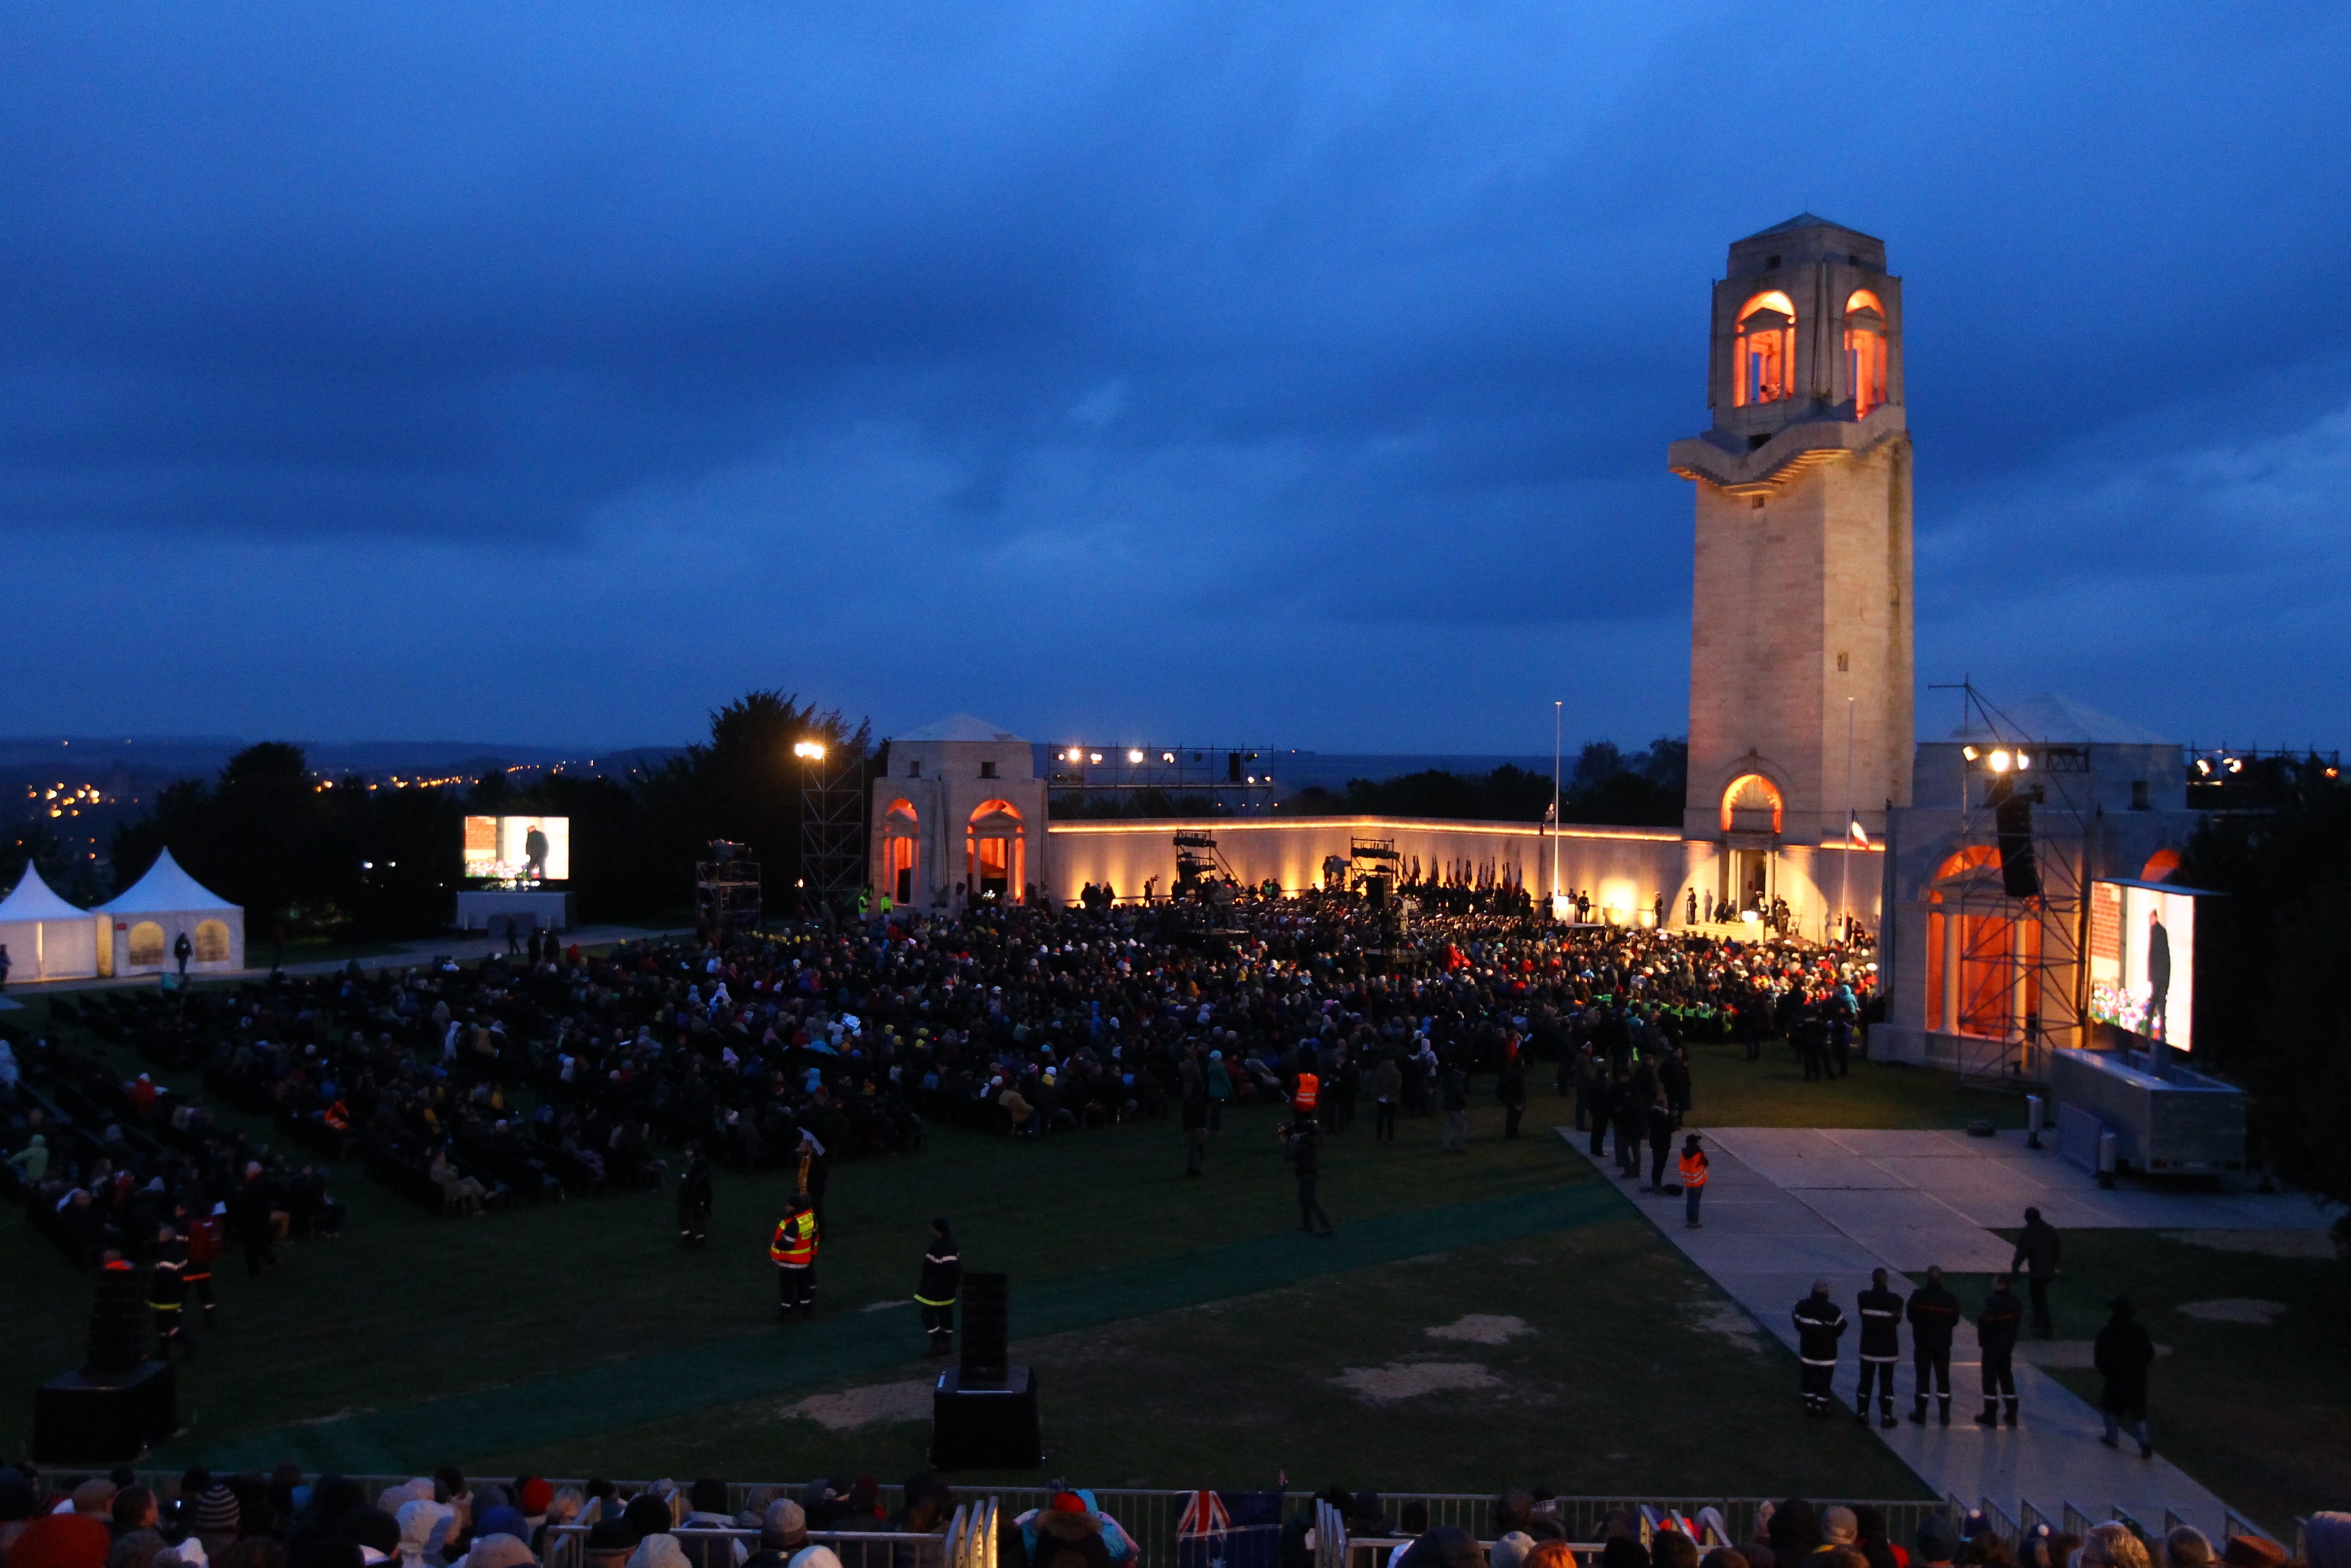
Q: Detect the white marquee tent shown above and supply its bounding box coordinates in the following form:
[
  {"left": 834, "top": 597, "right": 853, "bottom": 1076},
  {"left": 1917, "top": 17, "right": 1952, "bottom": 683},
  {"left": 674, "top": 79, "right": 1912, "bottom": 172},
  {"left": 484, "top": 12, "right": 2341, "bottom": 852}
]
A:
[
  {"left": 97, "top": 849, "right": 244, "bottom": 975},
  {"left": 0, "top": 864, "right": 99, "bottom": 981}
]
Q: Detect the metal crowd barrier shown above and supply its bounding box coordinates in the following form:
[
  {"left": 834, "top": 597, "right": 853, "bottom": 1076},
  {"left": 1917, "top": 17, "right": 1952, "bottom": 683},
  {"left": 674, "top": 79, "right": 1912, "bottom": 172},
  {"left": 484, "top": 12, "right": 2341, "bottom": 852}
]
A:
[{"left": 539, "top": 1523, "right": 945, "bottom": 1568}]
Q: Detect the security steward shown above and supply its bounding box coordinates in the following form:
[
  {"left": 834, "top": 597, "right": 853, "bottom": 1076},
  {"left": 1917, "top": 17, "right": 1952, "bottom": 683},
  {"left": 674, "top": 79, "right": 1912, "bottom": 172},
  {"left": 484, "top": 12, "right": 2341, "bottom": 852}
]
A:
[
  {"left": 1855, "top": 1267, "right": 1903, "bottom": 1427},
  {"left": 148, "top": 1222, "right": 195, "bottom": 1360},
  {"left": 1905, "top": 1263, "right": 1962, "bottom": 1426},
  {"left": 1792, "top": 1279, "right": 1846, "bottom": 1416},
  {"left": 1291, "top": 1066, "right": 1320, "bottom": 1127},
  {"left": 677, "top": 1141, "right": 714, "bottom": 1248},
  {"left": 1676, "top": 1133, "right": 1709, "bottom": 1228},
  {"left": 770, "top": 1191, "right": 820, "bottom": 1321},
  {"left": 1976, "top": 1273, "right": 2025, "bottom": 1428},
  {"left": 916, "top": 1218, "right": 961, "bottom": 1357}
]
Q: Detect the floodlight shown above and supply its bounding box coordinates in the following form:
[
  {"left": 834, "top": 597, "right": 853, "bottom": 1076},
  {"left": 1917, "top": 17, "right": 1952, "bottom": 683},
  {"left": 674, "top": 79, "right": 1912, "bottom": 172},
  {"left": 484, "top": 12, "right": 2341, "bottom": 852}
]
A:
[
  {"left": 793, "top": 741, "right": 827, "bottom": 760},
  {"left": 1161, "top": 751, "right": 1176, "bottom": 764},
  {"left": 1987, "top": 749, "right": 2013, "bottom": 773},
  {"left": 1089, "top": 752, "right": 1103, "bottom": 765},
  {"left": 1962, "top": 745, "right": 1979, "bottom": 762},
  {"left": 1127, "top": 748, "right": 1144, "bottom": 764}
]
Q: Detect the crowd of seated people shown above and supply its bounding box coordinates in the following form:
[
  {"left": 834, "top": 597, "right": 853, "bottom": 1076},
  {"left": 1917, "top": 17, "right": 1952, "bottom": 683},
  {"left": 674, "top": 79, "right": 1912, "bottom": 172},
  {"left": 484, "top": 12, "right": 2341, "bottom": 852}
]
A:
[
  {"left": 0, "top": 1465, "right": 2330, "bottom": 1568},
  {"left": 19, "top": 886, "right": 1872, "bottom": 1234},
  {"left": 1, "top": 1031, "right": 340, "bottom": 1271}
]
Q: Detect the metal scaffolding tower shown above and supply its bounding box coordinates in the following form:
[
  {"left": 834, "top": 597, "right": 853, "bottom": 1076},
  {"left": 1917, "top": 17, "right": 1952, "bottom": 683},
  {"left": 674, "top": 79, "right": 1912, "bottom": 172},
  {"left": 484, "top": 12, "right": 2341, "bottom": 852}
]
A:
[{"left": 797, "top": 744, "right": 868, "bottom": 914}]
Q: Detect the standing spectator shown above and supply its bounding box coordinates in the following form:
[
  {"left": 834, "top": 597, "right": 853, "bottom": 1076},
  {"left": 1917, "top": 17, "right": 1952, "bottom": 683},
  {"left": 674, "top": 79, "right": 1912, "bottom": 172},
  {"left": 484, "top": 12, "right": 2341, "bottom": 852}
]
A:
[
  {"left": 1611, "top": 1073, "right": 1644, "bottom": 1178},
  {"left": 1644, "top": 1098, "right": 1676, "bottom": 1192},
  {"left": 1372, "top": 1054, "right": 1402, "bottom": 1144},
  {"left": 2011, "top": 1208, "right": 2062, "bottom": 1338},
  {"left": 1976, "top": 1273, "right": 2025, "bottom": 1428},
  {"left": 1791, "top": 1279, "right": 1847, "bottom": 1417},
  {"left": 676, "top": 1144, "right": 714, "bottom": 1248},
  {"left": 1206, "top": 1051, "right": 1232, "bottom": 1132},
  {"left": 1439, "top": 1062, "right": 1470, "bottom": 1155},
  {"left": 1906, "top": 1264, "right": 1961, "bottom": 1426},
  {"left": 2095, "top": 1296, "right": 2157, "bottom": 1457},
  {"left": 1181, "top": 1071, "right": 1209, "bottom": 1177},
  {"left": 1496, "top": 1049, "right": 1528, "bottom": 1139},
  {"left": 173, "top": 931, "right": 193, "bottom": 979},
  {"left": 227, "top": 1163, "right": 281, "bottom": 1274}
]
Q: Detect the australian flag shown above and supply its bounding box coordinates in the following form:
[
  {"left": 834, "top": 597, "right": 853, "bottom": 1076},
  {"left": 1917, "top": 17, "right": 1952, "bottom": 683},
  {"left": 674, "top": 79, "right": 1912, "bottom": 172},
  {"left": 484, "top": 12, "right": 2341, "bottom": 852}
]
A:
[{"left": 1176, "top": 1490, "right": 1284, "bottom": 1568}]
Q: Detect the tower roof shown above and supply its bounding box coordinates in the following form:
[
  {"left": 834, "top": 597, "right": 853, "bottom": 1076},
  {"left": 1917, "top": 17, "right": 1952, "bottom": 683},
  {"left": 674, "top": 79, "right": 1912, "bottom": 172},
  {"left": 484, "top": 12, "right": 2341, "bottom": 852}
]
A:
[{"left": 1741, "top": 212, "right": 1881, "bottom": 243}]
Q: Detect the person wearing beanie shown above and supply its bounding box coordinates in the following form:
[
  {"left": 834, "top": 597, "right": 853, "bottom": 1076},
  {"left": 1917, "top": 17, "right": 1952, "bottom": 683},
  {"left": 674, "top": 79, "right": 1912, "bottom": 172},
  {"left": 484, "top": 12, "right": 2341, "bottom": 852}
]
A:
[
  {"left": 2305, "top": 1514, "right": 2351, "bottom": 1568},
  {"left": 1030, "top": 1500, "right": 1112, "bottom": 1568},
  {"left": 1492, "top": 1534, "right": 1537, "bottom": 1568},
  {"left": 741, "top": 1503, "right": 806, "bottom": 1568},
  {"left": 395, "top": 1502, "right": 455, "bottom": 1568},
  {"left": 783, "top": 1551, "right": 840, "bottom": 1568},
  {"left": 583, "top": 1522, "right": 638, "bottom": 1568},
  {"left": 461, "top": 1539, "right": 535, "bottom": 1568},
  {"left": 626, "top": 1538, "right": 688, "bottom": 1568},
  {"left": 516, "top": 1484, "right": 554, "bottom": 1532},
  {"left": 1914, "top": 1518, "right": 1959, "bottom": 1568},
  {"left": 74, "top": 1483, "right": 120, "bottom": 1518},
  {"left": 14, "top": 1513, "right": 116, "bottom": 1568},
  {"left": 189, "top": 1487, "right": 242, "bottom": 1555},
  {"left": 337, "top": 1507, "right": 401, "bottom": 1565},
  {"left": 679, "top": 1481, "right": 744, "bottom": 1568}
]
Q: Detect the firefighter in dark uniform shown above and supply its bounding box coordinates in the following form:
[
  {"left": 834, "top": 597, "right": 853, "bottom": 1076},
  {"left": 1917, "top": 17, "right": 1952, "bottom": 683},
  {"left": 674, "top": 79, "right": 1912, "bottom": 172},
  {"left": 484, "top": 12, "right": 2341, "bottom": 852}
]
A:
[
  {"left": 1975, "top": 1273, "right": 2025, "bottom": 1428},
  {"left": 1905, "top": 1263, "right": 1961, "bottom": 1426},
  {"left": 916, "top": 1218, "right": 961, "bottom": 1357},
  {"left": 770, "top": 1191, "right": 819, "bottom": 1320},
  {"left": 184, "top": 1202, "right": 223, "bottom": 1327},
  {"left": 1280, "top": 1121, "right": 1334, "bottom": 1234},
  {"left": 676, "top": 1142, "right": 714, "bottom": 1248},
  {"left": 148, "top": 1223, "right": 195, "bottom": 1360},
  {"left": 1854, "top": 1266, "right": 1903, "bottom": 1427},
  {"left": 1791, "top": 1279, "right": 1846, "bottom": 1417}
]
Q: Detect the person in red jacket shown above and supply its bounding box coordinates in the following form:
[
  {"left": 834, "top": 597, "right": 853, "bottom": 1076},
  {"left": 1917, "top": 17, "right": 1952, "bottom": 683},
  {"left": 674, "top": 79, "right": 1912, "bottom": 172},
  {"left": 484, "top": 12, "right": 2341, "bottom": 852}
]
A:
[{"left": 770, "top": 1192, "right": 819, "bottom": 1321}]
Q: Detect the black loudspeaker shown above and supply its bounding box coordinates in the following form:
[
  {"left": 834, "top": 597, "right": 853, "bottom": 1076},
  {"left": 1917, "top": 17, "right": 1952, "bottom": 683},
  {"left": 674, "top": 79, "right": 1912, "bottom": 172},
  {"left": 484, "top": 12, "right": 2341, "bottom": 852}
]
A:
[
  {"left": 1366, "top": 876, "right": 1390, "bottom": 910},
  {"left": 1990, "top": 780, "right": 2041, "bottom": 899},
  {"left": 34, "top": 1365, "right": 177, "bottom": 1463},
  {"left": 959, "top": 1271, "right": 1010, "bottom": 1384},
  {"left": 931, "top": 1364, "right": 1041, "bottom": 1470}
]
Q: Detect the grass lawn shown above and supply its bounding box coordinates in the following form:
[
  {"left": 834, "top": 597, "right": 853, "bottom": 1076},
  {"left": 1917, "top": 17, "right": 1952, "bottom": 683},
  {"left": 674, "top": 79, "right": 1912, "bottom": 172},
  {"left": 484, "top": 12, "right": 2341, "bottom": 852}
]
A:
[
  {"left": 1947, "top": 1228, "right": 2348, "bottom": 1536},
  {"left": 0, "top": 1019, "right": 2000, "bottom": 1493}
]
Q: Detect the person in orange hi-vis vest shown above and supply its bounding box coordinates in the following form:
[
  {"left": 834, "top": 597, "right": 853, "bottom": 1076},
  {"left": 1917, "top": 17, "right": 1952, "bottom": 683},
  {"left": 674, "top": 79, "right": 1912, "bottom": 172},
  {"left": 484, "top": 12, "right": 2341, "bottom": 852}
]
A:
[
  {"left": 1677, "top": 1133, "right": 1709, "bottom": 1229},
  {"left": 1291, "top": 1070, "right": 1319, "bottom": 1126},
  {"left": 770, "top": 1191, "right": 820, "bottom": 1321}
]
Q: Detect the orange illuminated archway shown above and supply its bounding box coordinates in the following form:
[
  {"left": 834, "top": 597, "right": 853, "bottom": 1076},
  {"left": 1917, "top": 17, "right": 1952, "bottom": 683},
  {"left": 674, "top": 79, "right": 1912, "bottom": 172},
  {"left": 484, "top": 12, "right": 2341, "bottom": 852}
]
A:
[
  {"left": 1734, "top": 291, "right": 1797, "bottom": 408},
  {"left": 2141, "top": 847, "right": 2182, "bottom": 884},
  {"left": 1720, "top": 773, "right": 1785, "bottom": 835},
  {"left": 880, "top": 798, "right": 920, "bottom": 905},
  {"left": 967, "top": 799, "right": 1026, "bottom": 904},
  {"left": 1844, "top": 289, "right": 1889, "bottom": 417},
  {"left": 1925, "top": 844, "right": 2037, "bottom": 1039}
]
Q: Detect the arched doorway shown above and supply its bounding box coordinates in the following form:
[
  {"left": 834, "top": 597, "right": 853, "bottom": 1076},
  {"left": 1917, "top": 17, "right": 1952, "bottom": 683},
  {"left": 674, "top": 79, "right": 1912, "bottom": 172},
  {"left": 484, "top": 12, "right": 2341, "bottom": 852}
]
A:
[
  {"left": 1925, "top": 845, "right": 2040, "bottom": 1038},
  {"left": 1718, "top": 773, "right": 1785, "bottom": 914},
  {"left": 879, "top": 799, "right": 920, "bottom": 906},
  {"left": 967, "top": 800, "right": 1026, "bottom": 904}
]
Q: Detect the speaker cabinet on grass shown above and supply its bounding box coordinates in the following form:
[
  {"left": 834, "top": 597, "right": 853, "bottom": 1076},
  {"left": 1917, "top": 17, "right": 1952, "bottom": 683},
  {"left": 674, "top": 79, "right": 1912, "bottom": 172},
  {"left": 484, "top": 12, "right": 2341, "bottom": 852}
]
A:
[{"left": 930, "top": 1271, "right": 1040, "bottom": 1469}]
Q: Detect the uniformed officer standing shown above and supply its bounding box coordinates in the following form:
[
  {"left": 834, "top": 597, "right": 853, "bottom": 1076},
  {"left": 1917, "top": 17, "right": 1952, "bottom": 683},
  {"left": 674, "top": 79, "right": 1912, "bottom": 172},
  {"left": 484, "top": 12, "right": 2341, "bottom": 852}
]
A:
[
  {"left": 770, "top": 1191, "right": 820, "bottom": 1321},
  {"left": 1905, "top": 1264, "right": 1962, "bottom": 1426},
  {"left": 1792, "top": 1279, "right": 1847, "bottom": 1417},
  {"left": 148, "top": 1223, "right": 195, "bottom": 1360},
  {"left": 1855, "top": 1267, "right": 1903, "bottom": 1427},
  {"left": 184, "top": 1202, "right": 223, "bottom": 1327},
  {"left": 916, "top": 1218, "right": 961, "bottom": 1357},
  {"left": 1975, "top": 1273, "right": 2025, "bottom": 1428},
  {"left": 676, "top": 1142, "right": 714, "bottom": 1248}
]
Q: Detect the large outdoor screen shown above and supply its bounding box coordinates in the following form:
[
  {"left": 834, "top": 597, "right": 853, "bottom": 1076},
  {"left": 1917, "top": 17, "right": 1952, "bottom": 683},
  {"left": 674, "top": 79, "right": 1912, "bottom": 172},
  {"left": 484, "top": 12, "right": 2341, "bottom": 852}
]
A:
[
  {"left": 2086, "top": 879, "right": 2194, "bottom": 1050},
  {"left": 462, "top": 815, "right": 570, "bottom": 882}
]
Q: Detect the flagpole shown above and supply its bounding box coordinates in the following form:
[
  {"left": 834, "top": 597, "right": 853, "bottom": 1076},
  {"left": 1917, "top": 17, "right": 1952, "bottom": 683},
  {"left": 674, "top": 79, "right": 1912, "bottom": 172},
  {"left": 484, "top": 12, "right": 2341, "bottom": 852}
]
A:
[
  {"left": 1551, "top": 700, "right": 1563, "bottom": 912},
  {"left": 1839, "top": 695, "right": 1854, "bottom": 943}
]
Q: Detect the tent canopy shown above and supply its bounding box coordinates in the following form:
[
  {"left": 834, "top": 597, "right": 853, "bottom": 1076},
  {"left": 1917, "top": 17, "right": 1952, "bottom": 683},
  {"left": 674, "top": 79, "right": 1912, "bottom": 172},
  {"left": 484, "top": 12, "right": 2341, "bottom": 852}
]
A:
[
  {"left": 0, "top": 864, "right": 87, "bottom": 921},
  {"left": 100, "top": 849, "right": 238, "bottom": 914}
]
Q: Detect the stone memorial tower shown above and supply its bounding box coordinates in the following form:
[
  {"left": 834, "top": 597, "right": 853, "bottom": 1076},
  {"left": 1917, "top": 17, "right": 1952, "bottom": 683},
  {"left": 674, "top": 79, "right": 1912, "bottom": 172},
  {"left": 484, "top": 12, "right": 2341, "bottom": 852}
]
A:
[{"left": 1667, "top": 214, "right": 1914, "bottom": 929}]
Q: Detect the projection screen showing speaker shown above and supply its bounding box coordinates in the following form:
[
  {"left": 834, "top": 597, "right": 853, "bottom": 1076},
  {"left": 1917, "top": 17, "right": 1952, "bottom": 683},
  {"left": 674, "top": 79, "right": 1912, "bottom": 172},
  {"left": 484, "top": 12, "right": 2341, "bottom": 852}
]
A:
[
  {"left": 2087, "top": 879, "right": 2195, "bottom": 1051},
  {"left": 461, "top": 815, "right": 571, "bottom": 883}
]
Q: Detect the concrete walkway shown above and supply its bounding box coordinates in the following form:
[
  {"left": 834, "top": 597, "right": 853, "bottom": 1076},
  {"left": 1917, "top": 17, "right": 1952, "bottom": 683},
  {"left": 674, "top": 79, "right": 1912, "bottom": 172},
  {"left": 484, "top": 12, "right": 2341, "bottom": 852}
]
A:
[
  {"left": 0, "top": 925, "right": 693, "bottom": 1004},
  {"left": 1558, "top": 1125, "right": 2309, "bottom": 1536}
]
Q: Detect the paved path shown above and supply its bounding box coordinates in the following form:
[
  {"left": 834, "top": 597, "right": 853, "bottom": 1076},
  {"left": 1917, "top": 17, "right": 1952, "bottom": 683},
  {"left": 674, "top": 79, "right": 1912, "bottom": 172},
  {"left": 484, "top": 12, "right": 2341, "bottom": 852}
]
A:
[
  {"left": 1558, "top": 1125, "right": 2306, "bottom": 1537},
  {"left": 176, "top": 1178, "right": 1625, "bottom": 1473},
  {"left": 0, "top": 926, "right": 692, "bottom": 1002}
]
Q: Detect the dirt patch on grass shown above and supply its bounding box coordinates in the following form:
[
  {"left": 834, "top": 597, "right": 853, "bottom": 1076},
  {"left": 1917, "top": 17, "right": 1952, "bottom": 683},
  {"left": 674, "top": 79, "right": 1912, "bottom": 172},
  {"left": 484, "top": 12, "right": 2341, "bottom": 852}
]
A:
[
  {"left": 2162, "top": 1230, "right": 2336, "bottom": 1260},
  {"left": 1426, "top": 1314, "right": 1532, "bottom": 1345},
  {"left": 2174, "top": 1298, "right": 2288, "bottom": 1325},
  {"left": 1332, "top": 1361, "right": 1502, "bottom": 1402},
  {"left": 780, "top": 1379, "right": 933, "bottom": 1430},
  {"left": 1687, "top": 1302, "right": 1765, "bottom": 1354}
]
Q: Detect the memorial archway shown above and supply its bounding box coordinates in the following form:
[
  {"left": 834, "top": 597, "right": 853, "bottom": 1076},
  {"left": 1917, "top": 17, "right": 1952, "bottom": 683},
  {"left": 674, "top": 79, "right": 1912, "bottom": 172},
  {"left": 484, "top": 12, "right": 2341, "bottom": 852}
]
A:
[
  {"left": 967, "top": 800, "right": 1026, "bottom": 904},
  {"left": 879, "top": 798, "right": 920, "bottom": 906},
  {"left": 1925, "top": 845, "right": 2039, "bottom": 1038}
]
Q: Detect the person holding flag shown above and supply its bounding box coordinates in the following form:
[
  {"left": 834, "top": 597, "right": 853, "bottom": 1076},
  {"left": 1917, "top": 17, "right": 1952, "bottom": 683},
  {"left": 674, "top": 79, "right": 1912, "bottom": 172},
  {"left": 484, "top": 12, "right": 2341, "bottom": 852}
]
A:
[{"left": 770, "top": 1190, "right": 819, "bottom": 1321}]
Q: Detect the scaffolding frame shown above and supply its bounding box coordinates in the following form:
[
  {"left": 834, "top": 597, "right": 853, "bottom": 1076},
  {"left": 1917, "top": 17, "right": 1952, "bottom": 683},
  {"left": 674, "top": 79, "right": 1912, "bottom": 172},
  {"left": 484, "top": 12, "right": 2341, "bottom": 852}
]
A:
[
  {"left": 1928, "top": 683, "right": 2093, "bottom": 1086},
  {"left": 695, "top": 840, "right": 763, "bottom": 938},
  {"left": 799, "top": 748, "right": 868, "bottom": 913}
]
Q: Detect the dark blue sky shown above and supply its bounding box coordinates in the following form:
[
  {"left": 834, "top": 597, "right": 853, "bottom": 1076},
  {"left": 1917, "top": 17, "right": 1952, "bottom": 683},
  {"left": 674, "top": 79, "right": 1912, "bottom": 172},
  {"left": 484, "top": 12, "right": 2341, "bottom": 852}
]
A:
[{"left": 5, "top": 3, "right": 2348, "bottom": 754}]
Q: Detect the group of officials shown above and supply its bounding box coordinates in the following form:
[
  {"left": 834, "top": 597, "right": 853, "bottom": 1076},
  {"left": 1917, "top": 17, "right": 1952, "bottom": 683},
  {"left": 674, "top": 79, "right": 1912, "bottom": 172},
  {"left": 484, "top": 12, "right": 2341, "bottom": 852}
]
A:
[{"left": 1785, "top": 1208, "right": 2162, "bottom": 1456}]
